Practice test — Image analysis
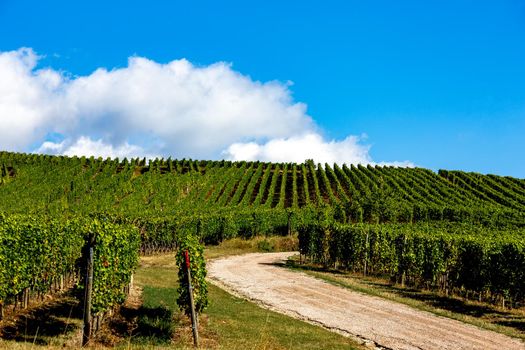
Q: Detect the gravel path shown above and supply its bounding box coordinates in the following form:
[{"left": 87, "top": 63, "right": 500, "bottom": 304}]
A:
[{"left": 208, "top": 252, "right": 524, "bottom": 350}]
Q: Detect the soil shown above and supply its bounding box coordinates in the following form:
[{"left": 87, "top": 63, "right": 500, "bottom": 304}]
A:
[{"left": 208, "top": 252, "right": 525, "bottom": 350}]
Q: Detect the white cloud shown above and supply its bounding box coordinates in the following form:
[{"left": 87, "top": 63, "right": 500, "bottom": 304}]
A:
[
  {"left": 36, "top": 141, "right": 64, "bottom": 153},
  {"left": 224, "top": 133, "right": 414, "bottom": 166},
  {"left": 0, "top": 48, "right": 64, "bottom": 150},
  {"left": 0, "top": 47, "right": 412, "bottom": 166},
  {"left": 36, "top": 136, "right": 157, "bottom": 159},
  {"left": 224, "top": 133, "right": 372, "bottom": 164}
]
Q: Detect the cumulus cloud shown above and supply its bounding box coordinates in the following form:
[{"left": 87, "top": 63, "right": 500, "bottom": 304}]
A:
[
  {"left": 224, "top": 133, "right": 372, "bottom": 164},
  {"left": 0, "top": 48, "right": 64, "bottom": 150},
  {"left": 224, "top": 133, "right": 414, "bottom": 166},
  {"left": 36, "top": 136, "right": 158, "bottom": 159},
  {"left": 0, "top": 47, "right": 411, "bottom": 166}
]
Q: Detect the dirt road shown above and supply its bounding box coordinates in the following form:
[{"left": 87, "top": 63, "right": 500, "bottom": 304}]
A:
[{"left": 208, "top": 252, "right": 524, "bottom": 350}]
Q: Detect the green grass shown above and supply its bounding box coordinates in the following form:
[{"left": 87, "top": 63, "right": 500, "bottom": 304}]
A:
[
  {"left": 125, "top": 286, "right": 177, "bottom": 346},
  {"left": 126, "top": 241, "right": 364, "bottom": 349},
  {"left": 285, "top": 257, "right": 525, "bottom": 342}
]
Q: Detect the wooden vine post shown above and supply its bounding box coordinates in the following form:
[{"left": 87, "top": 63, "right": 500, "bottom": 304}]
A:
[
  {"left": 363, "top": 229, "right": 369, "bottom": 276},
  {"left": 82, "top": 233, "right": 94, "bottom": 347},
  {"left": 287, "top": 210, "right": 293, "bottom": 236},
  {"left": 184, "top": 249, "right": 199, "bottom": 348}
]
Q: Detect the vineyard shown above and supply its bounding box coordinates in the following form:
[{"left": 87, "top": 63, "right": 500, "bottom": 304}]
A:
[
  {"left": 298, "top": 222, "right": 525, "bottom": 307},
  {"left": 1, "top": 152, "right": 524, "bottom": 225},
  {"left": 0, "top": 151, "right": 525, "bottom": 345}
]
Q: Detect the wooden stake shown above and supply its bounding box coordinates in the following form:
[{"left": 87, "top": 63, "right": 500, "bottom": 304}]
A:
[
  {"left": 287, "top": 211, "right": 292, "bottom": 236},
  {"left": 82, "top": 240, "right": 94, "bottom": 347},
  {"left": 364, "top": 230, "right": 369, "bottom": 276},
  {"left": 184, "top": 250, "right": 199, "bottom": 348},
  {"left": 23, "top": 288, "right": 29, "bottom": 309}
]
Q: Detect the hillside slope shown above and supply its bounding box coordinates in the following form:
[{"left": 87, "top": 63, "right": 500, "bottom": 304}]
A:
[{"left": 0, "top": 151, "right": 523, "bottom": 227}]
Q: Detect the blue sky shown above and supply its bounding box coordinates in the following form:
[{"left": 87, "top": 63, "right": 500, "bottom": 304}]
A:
[{"left": 1, "top": 0, "right": 524, "bottom": 177}]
